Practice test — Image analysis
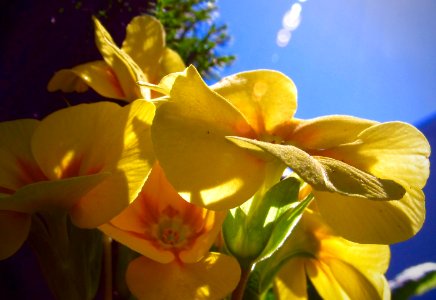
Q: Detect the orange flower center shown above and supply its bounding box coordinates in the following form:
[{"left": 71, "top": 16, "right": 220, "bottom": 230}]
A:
[{"left": 146, "top": 206, "right": 203, "bottom": 252}]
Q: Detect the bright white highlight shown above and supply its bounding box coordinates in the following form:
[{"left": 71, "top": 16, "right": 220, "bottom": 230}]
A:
[{"left": 276, "top": 1, "right": 306, "bottom": 47}]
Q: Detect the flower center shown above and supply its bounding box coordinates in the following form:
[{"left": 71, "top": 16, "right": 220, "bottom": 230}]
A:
[{"left": 149, "top": 206, "right": 199, "bottom": 251}]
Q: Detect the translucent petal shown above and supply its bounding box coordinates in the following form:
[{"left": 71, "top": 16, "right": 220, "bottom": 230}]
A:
[
  {"left": 152, "top": 66, "right": 265, "bottom": 209},
  {"left": 326, "top": 258, "right": 389, "bottom": 300},
  {"left": 289, "top": 115, "right": 377, "bottom": 149},
  {"left": 32, "top": 101, "right": 155, "bottom": 227},
  {"left": 307, "top": 260, "right": 348, "bottom": 299},
  {"left": 314, "top": 186, "right": 425, "bottom": 244},
  {"left": 93, "top": 17, "right": 149, "bottom": 100},
  {"left": 274, "top": 258, "right": 307, "bottom": 300},
  {"left": 121, "top": 15, "right": 165, "bottom": 84},
  {"left": 47, "top": 61, "right": 126, "bottom": 100},
  {"left": 0, "top": 119, "right": 44, "bottom": 193},
  {"left": 212, "top": 70, "right": 297, "bottom": 135},
  {"left": 327, "top": 122, "right": 430, "bottom": 189},
  {"left": 126, "top": 253, "right": 240, "bottom": 300},
  {"left": 158, "top": 48, "right": 186, "bottom": 78}
]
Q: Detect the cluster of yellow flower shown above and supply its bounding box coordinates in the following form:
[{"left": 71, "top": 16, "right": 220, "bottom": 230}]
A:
[{"left": 0, "top": 15, "right": 430, "bottom": 300}]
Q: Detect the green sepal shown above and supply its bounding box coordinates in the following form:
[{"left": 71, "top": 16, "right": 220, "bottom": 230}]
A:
[
  {"left": 256, "top": 193, "right": 313, "bottom": 263},
  {"left": 227, "top": 136, "right": 406, "bottom": 200},
  {"left": 222, "top": 177, "right": 303, "bottom": 268}
]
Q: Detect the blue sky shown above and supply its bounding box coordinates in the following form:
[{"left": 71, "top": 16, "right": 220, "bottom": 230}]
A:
[
  {"left": 217, "top": 0, "right": 436, "bottom": 295},
  {"left": 217, "top": 0, "right": 436, "bottom": 125}
]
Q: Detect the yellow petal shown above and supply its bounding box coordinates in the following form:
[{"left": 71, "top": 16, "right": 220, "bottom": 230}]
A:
[
  {"left": 31, "top": 100, "right": 155, "bottom": 227},
  {"left": 121, "top": 15, "right": 165, "bottom": 84},
  {"left": 212, "top": 70, "right": 297, "bottom": 135},
  {"left": 274, "top": 258, "right": 308, "bottom": 300},
  {"left": 321, "top": 235, "right": 390, "bottom": 274},
  {"left": 0, "top": 119, "right": 44, "bottom": 193},
  {"left": 159, "top": 48, "right": 186, "bottom": 78},
  {"left": 0, "top": 210, "right": 31, "bottom": 259},
  {"left": 126, "top": 252, "right": 241, "bottom": 300},
  {"left": 314, "top": 186, "right": 425, "bottom": 243},
  {"left": 106, "top": 163, "right": 228, "bottom": 264},
  {"left": 179, "top": 210, "right": 228, "bottom": 263},
  {"left": 152, "top": 66, "right": 265, "bottom": 210},
  {"left": 289, "top": 115, "right": 378, "bottom": 150},
  {"left": 47, "top": 61, "right": 126, "bottom": 100},
  {"left": 325, "top": 258, "right": 390, "bottom": 300},
  {"left": 329, "top": 122, "right": 430, "bottom": 189},
  {"left": 0, "top": 173, "right": 109, "bottom": 214},
  {"left": 93, "top": 17, "right": 149, "bottom": 100},
  {"left": 306, "top": 260, "right": 348, "bottom": 299}
]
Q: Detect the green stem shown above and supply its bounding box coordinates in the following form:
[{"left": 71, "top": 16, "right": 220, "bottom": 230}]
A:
[
  {"left": 28, "top": 211, "right": 103, "bottom": 300},
  {"left": 103, "top": 234, "right": 113, "bottom": 300}
]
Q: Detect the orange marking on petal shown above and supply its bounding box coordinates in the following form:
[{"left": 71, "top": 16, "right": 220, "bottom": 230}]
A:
[
  {"left": 106, "top": 68, "right": 126, "bottom": 98},
  {"left": 16, "top": 158, "right": 47, "bottom": 185}
]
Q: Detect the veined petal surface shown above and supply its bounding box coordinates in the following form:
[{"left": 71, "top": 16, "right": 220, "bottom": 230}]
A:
[
  {"left": 93, "top": 17, "right": 149, "bottom": 100},
  {"left": 121, "top": 15, "right": 165, "bottom": 84},
  {"left": 212, "top": 70, "right": 297, "bottom": 135},
  {"left": 126, "top": 253, "right": 240, "bottom": 300},
  {"left": 152, "top": 66, "right": 265, "bottom": 210},
  {"left": 31, "top": 101, "right": 155, "bottom": 227},
  {"left": 47, "top": 61, "right": 126, "bottom": 100},
  {"left": 0, "top": 119, "right": 44, "bottom": 193}
]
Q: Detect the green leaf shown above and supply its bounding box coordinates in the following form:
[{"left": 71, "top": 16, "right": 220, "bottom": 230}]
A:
[
  {"left": 222, "top": 177, "right": 301, "bottom": 267},
  {"left": 256, "top": 193, "right": 313, "bottom": 263},
  {"left": 227, "top": 136, "right": 406, "bottom": 201},
  {"left": 391, "top": 262, "right": 436, "bottom": 300}
]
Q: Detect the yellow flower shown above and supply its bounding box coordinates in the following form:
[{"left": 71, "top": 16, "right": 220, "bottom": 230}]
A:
[
  {"left": 151, "top": 65, "right": 430, "bottom": 244},
  {"left": 0, "top": 100, "right": 155, "bottom": 259},
  {"left": 273, "top": 210, "right": 390, "bottom": 300},
  {"left": 48, "top": 16, "right": 185, "bottom": 102},
  {"left": 99, "top": 163, "right": 240, "bottom": 300}
]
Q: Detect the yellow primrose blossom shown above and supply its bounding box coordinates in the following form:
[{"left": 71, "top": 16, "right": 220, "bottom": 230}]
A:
[
  {"left": 48, "top": 15, "right": 185, "bottom": 101},
  {"left": 99, "top": 163, "right": 240, "bottom": 300},
  {"left": 150, "top": 65, "right": 430, "bottom": 244},
  {"left": 0, "top": 100, "right": 155, "bottom": 259},
  {"left": 273, "top": 210, "right": 390, "bottom": 300}
]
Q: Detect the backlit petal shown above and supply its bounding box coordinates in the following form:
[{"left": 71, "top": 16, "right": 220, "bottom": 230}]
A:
[
  {"left": 93, "top": 17, "right": 149, "bottom": 100},
  {"left": 159, "top": 48, "right": 186, "bottom": 77},
  {"left": 289, "top": 115, "right": 377, "bottom": 150},
  {"left": 274, "top": 258, "right": 307, "bottom": 300},
  {"left": 326, "top": 122, "right": 430, "bottom": 189},
  {"left": 326, "top": 258, "right": 389, "bottom": 300},
  {"left": 152, "top": 66, "right": 265, "bottom": 210},
  {"left": 126, "top": 252, "right": 240, "bottom": 300},
  {"left": 314, "top": 186, "right": 425, "bottom": 244},
  {"left": 306, "top": 260, "right": 347, "bottom": 299},
  {"left": 47, "top": 61, "right": 126, "bottom": 100},
  {"left": 212, "top": 70, "right": 297, "bottom": 135},
  {"left": 0, "top": 119, "right": 44, "bottom": 193},
  {"left": 0, "top": 210, "right": 31, "bottom": 259},
  {"left": 121, "top": 15, "right": 165, "bottom": 84},
  {"left": 31, "top": 101, "right": 155, "bottom": 227}
]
